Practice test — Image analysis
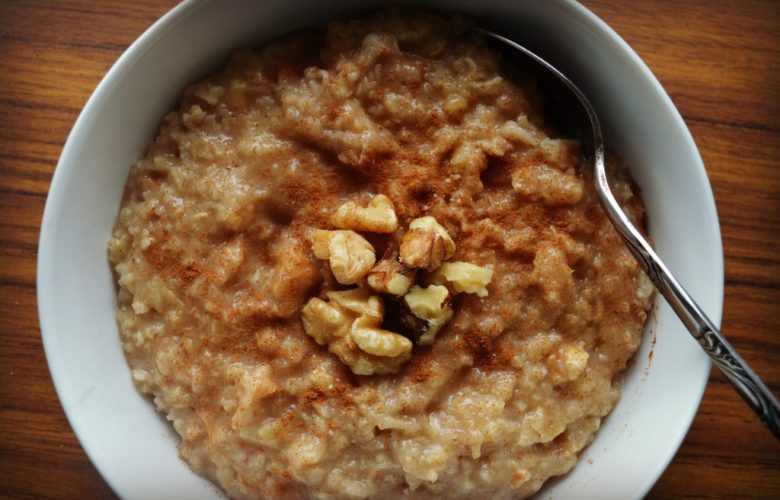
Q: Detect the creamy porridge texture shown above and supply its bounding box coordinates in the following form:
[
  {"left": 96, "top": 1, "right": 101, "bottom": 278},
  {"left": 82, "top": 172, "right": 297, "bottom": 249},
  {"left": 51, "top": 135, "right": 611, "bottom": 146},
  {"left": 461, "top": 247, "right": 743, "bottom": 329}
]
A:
[{"left": 109, "top": 9, "right": 653, "bottom": 499}]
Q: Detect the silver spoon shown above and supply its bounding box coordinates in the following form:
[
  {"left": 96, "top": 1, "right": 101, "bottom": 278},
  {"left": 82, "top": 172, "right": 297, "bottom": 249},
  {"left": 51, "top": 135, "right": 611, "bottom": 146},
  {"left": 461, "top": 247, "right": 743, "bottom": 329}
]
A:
[{"left": 475, "top": 27, "right": 780, "bottom": 438}]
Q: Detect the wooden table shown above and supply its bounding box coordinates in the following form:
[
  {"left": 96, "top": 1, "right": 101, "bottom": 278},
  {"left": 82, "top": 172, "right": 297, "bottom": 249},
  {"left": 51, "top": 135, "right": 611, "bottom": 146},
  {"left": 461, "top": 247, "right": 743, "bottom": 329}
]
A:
[{"left": 1, "top": 0, "right": 778, "bottom": 497}]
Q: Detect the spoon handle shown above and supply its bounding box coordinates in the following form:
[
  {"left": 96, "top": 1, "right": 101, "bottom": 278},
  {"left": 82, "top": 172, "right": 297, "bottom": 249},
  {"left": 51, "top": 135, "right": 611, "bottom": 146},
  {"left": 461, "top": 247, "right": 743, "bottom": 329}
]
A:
[{"left": 596, "top": 176, "right": 780, "bottom": 439}]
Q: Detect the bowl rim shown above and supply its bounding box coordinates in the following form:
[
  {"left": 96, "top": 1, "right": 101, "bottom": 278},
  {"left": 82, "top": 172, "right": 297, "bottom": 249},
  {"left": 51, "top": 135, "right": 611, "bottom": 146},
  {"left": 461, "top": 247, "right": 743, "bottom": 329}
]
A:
[
  {"left": 36, "top": 0, "right": 205, "bottom": 494},
  {"left": 37, "top": 0, "right": 722, "bottom": 497}
]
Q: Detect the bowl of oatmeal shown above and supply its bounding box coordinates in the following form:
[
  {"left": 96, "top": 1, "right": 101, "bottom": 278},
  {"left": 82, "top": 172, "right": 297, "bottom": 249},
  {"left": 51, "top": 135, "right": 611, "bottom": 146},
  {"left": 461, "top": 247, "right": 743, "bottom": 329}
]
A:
[{"left": 38, "top": 0, "right": 723, "bottom": 499}]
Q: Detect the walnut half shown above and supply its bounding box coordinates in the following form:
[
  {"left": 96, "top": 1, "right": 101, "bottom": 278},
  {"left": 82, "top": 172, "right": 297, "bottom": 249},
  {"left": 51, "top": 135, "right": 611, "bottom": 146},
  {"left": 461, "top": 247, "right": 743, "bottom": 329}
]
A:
[
  {"left": 310, "top": 229, "right": 376, "bottom": 285},
  {"left": 399, "top": 216, "right": 456, "bottom": 271},
  {"left": 332, "top": 194, "right": 398, "bottom": 233},
  {"left": 429, "top": 261, "right": 493, "bottom": 298},
  {"left": 366, "top": 255, "right": 415, "bottom": 296},
  {"left": 300, "top": 289, "right": 412, "bottom": 375},
  {"left": 351, "top": 315, "right": 412, "bottom": 357}
]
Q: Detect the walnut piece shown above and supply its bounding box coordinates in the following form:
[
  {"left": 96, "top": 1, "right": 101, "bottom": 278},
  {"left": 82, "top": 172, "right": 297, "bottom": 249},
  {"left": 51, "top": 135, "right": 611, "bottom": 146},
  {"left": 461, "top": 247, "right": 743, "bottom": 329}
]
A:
[
  {"left": 332, "top": 194, "right": 398, "bottom": 233},
  {"left": 429, "top": 261, "right": 493, "bottom": 298},
  {"left": 399, "top": 216, "right": 456, "bottom": 271},
  {"left": 326, "top": 288, "right": 383, "bottom": 318},
  {"left": 403, "top": 284, "right": 454, "bottom": 345},
  {"left": 366, "top": 256, "right": 414, "bottom": 296},
  {"left": 310, "top": 229, "right": 376, "bottom": 285},
  {"left": 300, "top": 297, "right": 351, "bottom": 345},
  {"left": 300, "top": 289, "right": 412, "bottom": 375},
  {"left": 351, "top": 315, "right": 412, "bottom": 357}
]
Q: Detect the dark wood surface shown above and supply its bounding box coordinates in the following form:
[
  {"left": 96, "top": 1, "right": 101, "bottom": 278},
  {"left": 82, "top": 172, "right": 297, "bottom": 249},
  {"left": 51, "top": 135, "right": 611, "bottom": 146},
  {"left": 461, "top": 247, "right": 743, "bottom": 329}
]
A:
[{"left": 1, "top": 0, "right": 778, "bottom": 498}]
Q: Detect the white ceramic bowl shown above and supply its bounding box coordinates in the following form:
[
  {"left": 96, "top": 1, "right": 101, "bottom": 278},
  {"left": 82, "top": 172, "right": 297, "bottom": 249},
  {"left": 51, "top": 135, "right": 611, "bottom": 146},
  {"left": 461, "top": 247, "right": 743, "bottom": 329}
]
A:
[{"left": 38, "top": 0, "right": 723, "bottom": 498}]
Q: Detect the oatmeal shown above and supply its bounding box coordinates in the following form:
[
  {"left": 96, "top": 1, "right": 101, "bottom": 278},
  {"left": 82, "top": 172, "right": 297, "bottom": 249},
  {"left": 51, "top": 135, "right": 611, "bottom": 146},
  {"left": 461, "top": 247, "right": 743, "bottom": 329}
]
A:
[{"left": 109, "top": 9, "right": 653, "bottom": 499}]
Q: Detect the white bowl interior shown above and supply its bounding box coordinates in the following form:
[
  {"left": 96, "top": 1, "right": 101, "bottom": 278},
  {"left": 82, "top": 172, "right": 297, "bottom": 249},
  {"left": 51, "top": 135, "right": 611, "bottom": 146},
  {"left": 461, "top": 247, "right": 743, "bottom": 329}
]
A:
[{"left": 38, "top": 0, "right": 722, "bottom": 498}]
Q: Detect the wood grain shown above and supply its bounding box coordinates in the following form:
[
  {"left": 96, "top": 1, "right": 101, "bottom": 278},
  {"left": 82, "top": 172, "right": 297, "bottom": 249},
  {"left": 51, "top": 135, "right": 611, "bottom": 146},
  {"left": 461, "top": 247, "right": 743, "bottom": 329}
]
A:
[{"left": 1, "top": 0, "right": 778, "bottom": 498}]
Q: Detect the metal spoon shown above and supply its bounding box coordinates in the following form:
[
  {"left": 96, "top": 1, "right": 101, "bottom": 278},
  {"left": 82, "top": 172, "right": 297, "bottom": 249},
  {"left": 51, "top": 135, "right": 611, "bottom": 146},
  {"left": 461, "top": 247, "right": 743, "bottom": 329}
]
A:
[{"left": 475, "top": 27, "right": 780, "bottom": 438}]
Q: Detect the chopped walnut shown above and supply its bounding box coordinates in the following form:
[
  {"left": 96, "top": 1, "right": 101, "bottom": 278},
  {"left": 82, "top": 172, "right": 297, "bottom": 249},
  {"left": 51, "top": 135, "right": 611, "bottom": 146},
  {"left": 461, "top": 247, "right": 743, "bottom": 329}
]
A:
[
  {"left": 403, "top": 284, "right": 454, "bottom": 345},
  {"left": 300, "top": 289, "right": 411, "bottom": 375},
  {"left": 429, "top": 261, "right": 493, "bottom": 298},
  {"left": 305, "top": 205, "right": 497, "bottom": 369},
  {"left": 326, "top": 288, "right": 383, "bottom": 318},
  {"left": 399, "top": 216, "right": 456, "bottom": 271},
  {"left": 332, "top": 194, "right": 399, "bottom": 233},
  {"left": 366, "top": 256, "right": 415, "bottom": 296},
  {"left": 330, "top": 339, "right": 411, "bottom": 376},
  {"left": 351, "top": 315, "right": 412, "bottom": 357},
  {"left": 310, "top": 229, "right": 376, "bottom": 285},
  {"left": 300, "top": 297, "right": 351, "bottom": 345}
]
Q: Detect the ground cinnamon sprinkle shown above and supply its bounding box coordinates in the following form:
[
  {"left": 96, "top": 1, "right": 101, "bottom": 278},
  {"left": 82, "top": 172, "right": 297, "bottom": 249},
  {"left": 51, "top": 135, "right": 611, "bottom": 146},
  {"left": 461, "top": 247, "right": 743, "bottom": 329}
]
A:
[
  {"left": 475, "top": 338, "right": 515, "bottom": 371},
  {"left": 462, "top": 329, "right": 493, "bottom": 364},
  {"left": 143, "top": 238, "right": 202, "bottom": 286},
  {"left": 299, "top": 388, "right": 326, "bottom": 406},
  {"left": 330, "top": 381, "right": 357, "bottom": 408},
  {"left": 406, "top": 347, "right": 436, "bottom": 383}
]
